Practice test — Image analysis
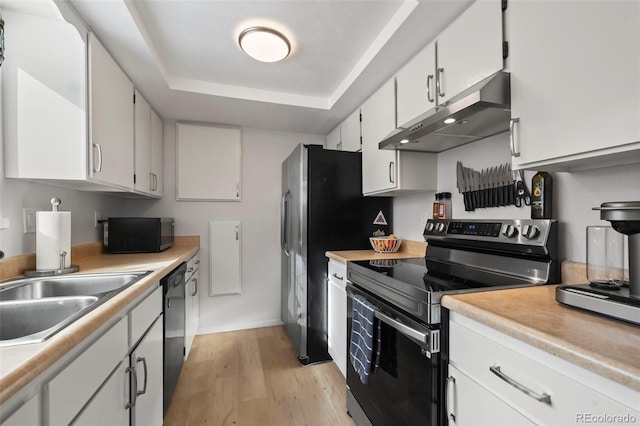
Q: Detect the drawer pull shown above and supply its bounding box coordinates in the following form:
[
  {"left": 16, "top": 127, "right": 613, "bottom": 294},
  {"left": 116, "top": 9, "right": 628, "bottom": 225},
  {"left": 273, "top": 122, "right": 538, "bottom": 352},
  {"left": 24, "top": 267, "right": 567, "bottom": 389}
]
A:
[
  {"left": 490, "top": 365, "right": 551, "bottom": 404},
  {"left": 446, "top": 375, "right": 456, "bottom": 423},
  {"left": 332, "top": 273, "right": 344, "bottom": 281}
]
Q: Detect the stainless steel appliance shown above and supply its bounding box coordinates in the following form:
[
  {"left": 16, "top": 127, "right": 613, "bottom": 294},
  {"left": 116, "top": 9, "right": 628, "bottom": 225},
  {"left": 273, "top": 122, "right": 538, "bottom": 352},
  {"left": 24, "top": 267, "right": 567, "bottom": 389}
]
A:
[
  {"left": 281, "top": 144, "right": 392, "bottom": 365},
  {"left": 162, "top": 262, "right": 187, "bottom": 414},
  {"left": 556, "top": 201, "right": 640, "bottom": 325},
  {"left": 346, "top": 218, "right": 558, "bottom": 426},
  {"left": 104, "top": 217, "right": 174, "bottom": 253}
]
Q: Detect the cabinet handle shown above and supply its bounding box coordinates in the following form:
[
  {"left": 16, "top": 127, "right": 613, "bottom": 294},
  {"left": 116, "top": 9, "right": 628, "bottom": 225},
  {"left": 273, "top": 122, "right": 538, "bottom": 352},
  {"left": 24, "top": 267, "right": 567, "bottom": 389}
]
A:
[
  {"left": 235, "top": 226, "right": 239, "bottom": 240},
  {"left": 437, "top": 68, "right": 445, "bottom": 98},
  {"left": 446, "top": 375, "right": 456, "bottom": 423},
  {"left": 236, "top": 182, "right": 240, "bottom": 198},
  {"left": 187, "top": 267, "right": 194, "bottom": 273},
  {"left": 489, "top": 365, "right": 551, "bottom": 404},
  {"left": 332, "top": 273, "right": 344, "bottom": 281},
  {"left": 195, "top": 260, "right": 200, "bottom": 265},
  {"left": 126, "top": 365, "right": 137, "bottom": 408},
  {"left": 426, "top": 74, "right": 435, "bottom": 103},
  {"left": 388, "top": 162, "right": 395, "bottom": 184},
  {"left": 93, "top": 143, "right": 103, "bottom": 173},
  {"left": 509, "top": 118, "right": 521, "bottom": 157},
  {"left": 192, "top": 278, "right": 198, "bottom": 296},
  {"left": 136, "top": 356, "right": 148, "bottom": 396}
]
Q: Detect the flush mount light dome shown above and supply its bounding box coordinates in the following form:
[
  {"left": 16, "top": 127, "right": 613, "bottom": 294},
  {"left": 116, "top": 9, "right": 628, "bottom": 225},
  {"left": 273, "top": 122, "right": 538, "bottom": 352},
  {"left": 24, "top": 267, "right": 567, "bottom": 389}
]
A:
[{"left": 239, "top": 26, "right": 291, "bottom": 63}]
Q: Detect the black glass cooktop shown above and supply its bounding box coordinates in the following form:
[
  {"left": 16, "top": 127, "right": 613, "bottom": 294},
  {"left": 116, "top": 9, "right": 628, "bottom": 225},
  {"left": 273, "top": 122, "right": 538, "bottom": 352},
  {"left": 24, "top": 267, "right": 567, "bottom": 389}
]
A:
[{"left": 351, "top": 258, "right": 496, "bottom": 295}]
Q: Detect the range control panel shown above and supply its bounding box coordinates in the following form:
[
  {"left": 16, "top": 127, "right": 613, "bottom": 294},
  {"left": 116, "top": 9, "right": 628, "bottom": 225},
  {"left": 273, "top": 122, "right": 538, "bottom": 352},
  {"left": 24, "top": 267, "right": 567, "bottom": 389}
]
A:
[{"left": 424, "top": 218, "right": 557, "bottom": 246}]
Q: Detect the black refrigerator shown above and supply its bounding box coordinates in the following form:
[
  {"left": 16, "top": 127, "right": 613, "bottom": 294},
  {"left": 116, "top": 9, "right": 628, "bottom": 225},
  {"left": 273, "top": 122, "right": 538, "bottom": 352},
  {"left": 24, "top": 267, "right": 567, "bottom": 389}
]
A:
[{"left": 281, "top": 144, "right": 392, "bottom": 365}]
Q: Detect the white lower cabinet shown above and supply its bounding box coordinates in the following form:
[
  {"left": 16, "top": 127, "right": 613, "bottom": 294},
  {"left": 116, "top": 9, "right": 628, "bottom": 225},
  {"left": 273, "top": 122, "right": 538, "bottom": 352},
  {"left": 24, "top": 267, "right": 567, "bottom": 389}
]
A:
[
  {"left": 1, "top": 394, "right": 39, "bottom": 426},
  {"left": 448, "top": 312, "right": 640, "bottom": 426},
  {"left": 185, "top": 252, "right": 201, "bottom": 358},
  {"left": 130, "top": 316, "right": 164, "bottom": 426},
  {"left": 327, "top": 259, "right": 347, "bottom": 378},
  {"left": 44, "top": 286, "right": 163, "bottom": 426}
]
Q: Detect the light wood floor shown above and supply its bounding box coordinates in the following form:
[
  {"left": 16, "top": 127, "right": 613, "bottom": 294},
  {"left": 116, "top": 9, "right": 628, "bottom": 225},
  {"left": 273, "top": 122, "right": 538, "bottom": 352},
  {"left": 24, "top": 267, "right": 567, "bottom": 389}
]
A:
[{"left": 164, "top": 326, "right": 356, "bottom": 426}]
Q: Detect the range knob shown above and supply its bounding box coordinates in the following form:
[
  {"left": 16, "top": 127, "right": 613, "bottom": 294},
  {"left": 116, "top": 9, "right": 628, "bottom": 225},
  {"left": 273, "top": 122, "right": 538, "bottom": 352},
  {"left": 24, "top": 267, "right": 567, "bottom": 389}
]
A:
[
  {"left": 522, "top": 225, "right": 540, "bottom": 240},
  {"left": 503, "top": 224, "right": 519, "bottom": 238},
  {"left": 426, "top": 222, "right": 435, "bottom": 232},
  {"left": 436, "top": 222, "right": 446, "bottom": 233}
]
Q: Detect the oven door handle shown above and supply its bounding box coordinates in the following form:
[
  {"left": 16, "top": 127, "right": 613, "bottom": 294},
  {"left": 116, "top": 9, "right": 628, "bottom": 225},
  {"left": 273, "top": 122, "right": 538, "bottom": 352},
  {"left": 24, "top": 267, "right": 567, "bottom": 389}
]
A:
[{"left": 374, "top": 310, "right": 429, "bottom": 345}]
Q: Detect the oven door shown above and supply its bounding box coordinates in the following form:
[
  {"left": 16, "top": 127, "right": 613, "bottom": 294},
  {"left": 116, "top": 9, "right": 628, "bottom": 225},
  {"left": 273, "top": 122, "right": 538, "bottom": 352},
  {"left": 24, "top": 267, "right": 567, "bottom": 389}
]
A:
[{"left": 346, "top": 283, "right": 441, "bottom": 426}]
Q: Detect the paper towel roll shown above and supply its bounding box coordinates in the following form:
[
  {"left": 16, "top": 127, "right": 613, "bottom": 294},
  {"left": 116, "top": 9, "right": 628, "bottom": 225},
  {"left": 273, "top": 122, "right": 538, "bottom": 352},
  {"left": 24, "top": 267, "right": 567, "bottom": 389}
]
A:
[{"left": 36, "top": 211, "right": 71, "bottom": 270}]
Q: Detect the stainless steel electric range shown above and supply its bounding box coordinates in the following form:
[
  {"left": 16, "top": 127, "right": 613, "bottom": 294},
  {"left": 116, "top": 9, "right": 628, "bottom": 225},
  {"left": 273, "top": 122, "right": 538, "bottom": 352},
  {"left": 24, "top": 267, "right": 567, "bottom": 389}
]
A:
[{"left": 345, "top": 218, "right": 559, "bottom": 426}]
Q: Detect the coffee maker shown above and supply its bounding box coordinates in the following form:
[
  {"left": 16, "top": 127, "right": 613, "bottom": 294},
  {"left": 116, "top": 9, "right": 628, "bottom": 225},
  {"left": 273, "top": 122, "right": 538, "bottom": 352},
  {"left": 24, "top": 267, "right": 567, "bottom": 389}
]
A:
[{"left": 556, "top": 201, "right": 640, "bottom": 325}]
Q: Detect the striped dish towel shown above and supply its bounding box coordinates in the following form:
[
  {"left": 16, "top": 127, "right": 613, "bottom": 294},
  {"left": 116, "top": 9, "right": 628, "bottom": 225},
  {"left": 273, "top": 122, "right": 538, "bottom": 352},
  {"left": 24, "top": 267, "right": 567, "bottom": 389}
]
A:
[{"left": 349, "top": 295, "right": 381, "bottom": 384}]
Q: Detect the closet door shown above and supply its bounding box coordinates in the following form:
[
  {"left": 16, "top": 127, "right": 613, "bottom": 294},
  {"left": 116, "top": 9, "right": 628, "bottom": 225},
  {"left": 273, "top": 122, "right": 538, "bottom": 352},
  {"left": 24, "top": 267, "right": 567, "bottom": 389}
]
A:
[{"left": 209, "top": 221, "right": 242, "bottom": 296}]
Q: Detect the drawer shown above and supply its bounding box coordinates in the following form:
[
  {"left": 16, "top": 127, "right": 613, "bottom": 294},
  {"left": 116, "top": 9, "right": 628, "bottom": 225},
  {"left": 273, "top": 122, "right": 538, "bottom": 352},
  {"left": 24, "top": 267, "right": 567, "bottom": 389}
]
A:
[
  {"left": 130, "top": 286, "right": 162, "bottom": 347},
  {"left": 449, "top": 314, "right": 638, "bottom": 425},
  {"left": 328, "top": 259, "right": 347, "bottom": 289}
]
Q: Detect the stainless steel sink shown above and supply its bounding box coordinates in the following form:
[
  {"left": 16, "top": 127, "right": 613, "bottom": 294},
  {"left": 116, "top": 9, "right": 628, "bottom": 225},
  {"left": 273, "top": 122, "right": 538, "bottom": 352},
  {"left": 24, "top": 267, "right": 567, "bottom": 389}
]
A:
[
  {"left": 0, "top": 272, "right": 147, "bottom": 301},
  {"left": 0, "top": 271, "right": 151, "bottom": 347},
  {"left": 0, "top": 296, "right": 98, "bottom": 345}
]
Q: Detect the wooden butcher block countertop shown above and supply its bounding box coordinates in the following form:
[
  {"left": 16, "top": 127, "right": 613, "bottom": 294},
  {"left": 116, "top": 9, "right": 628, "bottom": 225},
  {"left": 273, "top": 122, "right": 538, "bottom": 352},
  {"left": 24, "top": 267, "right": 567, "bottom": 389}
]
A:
[{"left": 0, "top": 237, "right": 200, "bottom": 406}]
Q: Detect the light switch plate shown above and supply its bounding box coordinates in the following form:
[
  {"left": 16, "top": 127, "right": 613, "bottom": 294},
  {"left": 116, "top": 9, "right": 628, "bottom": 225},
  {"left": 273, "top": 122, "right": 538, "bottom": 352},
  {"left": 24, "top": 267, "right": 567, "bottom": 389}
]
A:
[
  {"left": 0, "top": 217, "right": 9, "bottom": 230},
  {"left": 23, "top": 208, "right": 37, "bottom": 234}
]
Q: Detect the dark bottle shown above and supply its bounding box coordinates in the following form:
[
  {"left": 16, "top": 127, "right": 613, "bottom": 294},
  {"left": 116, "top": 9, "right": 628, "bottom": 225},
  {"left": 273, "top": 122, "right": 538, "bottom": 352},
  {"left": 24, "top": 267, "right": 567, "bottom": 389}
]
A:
[{"left": 531, "top": 172, "right": 553, "bottom": 219}]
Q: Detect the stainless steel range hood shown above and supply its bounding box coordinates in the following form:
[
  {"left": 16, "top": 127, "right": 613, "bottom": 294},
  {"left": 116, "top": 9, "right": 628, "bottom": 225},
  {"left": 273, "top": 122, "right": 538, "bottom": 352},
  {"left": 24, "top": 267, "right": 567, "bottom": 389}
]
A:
[{"left": 379, "top": 71, "right": 510, "bottom": 153}]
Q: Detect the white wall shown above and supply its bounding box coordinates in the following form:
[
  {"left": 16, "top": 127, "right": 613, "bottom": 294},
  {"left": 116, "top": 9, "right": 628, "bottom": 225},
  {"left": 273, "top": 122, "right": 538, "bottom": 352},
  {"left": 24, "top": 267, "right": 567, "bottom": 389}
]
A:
[
  {"left": 393, "top": 132, "right": 640, "bottom": 263},
  {"left": 122, "top": 121, "right": 325, "bottom": 333}
]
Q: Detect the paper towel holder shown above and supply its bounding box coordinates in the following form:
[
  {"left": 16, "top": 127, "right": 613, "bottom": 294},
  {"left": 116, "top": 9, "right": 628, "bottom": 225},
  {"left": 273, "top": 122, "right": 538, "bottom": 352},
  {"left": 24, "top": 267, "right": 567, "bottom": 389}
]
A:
[{"left": 24, "top": 251, "right": 79, "bottom": 277}]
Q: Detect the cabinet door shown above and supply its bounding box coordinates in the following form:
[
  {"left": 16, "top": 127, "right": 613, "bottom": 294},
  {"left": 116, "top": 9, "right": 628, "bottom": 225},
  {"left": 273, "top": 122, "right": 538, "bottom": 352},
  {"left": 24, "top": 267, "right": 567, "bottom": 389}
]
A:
[
  {"left": 176, "top": 123, "right": 242, "bottom": 201},
  {"left": 209, "top": 221, "right": 242, "bottom": 295},
  {"left": 396, "top": 41, "right": 436, "bottom": 127},
  {"left": 436, "top": 0, "right": 503, "bottom": 104},
  {"left": 327, "top": 260, "right": 347, "bottom": 378},
  {"left": 2, "top": 9, "right": 87, "bottom": 181},
  {"left": 70, "top": 361, "right": 129, "bottom": 426},
  {"left": 89, "top": 33, "right": 135, "bottom": 190},
  {"left": 49, "top": 317, "right": 128, "bottom": 425},
  {"left": 134, "top": 90, "right": 152, "bottom": 195},
  {"left": 361, "top": 79, "right": 398, "bottom": 195},
  {"left": 150, "top": 108, "right": 164, "bottom": 196},
  {"left": 132, "top": 317, "right": 164, "bottom": 426},
  {"left": 447, "top": 365, "right": 534, "bottom": 426},
  {"left": 326, "top": 125, "right": 341, "bottom": 150},
  {"left": 341, "top": 108, "right": 362, "bottom": 152},
  {"left": 509, "top": 0, "right": 640, "bottom": 168},
  {"left": 2, "top": 394, "right": 39, "bottom": 426}
]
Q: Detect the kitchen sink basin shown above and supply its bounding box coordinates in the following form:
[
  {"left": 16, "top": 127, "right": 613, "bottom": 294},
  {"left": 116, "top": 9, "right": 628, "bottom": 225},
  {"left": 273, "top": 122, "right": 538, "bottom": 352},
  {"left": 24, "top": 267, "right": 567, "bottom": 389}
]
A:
[
  {"left": 0, "top": 296, "right": 98, "bottom": 345},
  {"left": 0, "top": 271, "right": 151, "bottom": 347}
]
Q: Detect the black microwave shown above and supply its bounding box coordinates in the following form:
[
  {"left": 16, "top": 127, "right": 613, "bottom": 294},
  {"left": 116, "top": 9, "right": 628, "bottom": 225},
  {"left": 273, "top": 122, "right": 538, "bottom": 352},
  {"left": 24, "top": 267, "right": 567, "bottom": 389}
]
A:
[{"left": 104, "top": 217, "right": 174, "bottom": 253}]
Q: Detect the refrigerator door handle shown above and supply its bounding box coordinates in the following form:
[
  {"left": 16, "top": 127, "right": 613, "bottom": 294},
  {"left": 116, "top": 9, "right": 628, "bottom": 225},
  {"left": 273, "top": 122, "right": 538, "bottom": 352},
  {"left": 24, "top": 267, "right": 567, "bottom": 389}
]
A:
[{"left": 281, "top": 191, "right": 290, "bottom": 256}]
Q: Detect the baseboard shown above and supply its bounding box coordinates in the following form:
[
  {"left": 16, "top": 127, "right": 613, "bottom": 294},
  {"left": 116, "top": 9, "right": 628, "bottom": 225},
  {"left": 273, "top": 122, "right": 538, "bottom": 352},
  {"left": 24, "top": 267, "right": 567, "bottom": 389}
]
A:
[{"left": 196, "top": 319, "right": 283, "bottom": 335}]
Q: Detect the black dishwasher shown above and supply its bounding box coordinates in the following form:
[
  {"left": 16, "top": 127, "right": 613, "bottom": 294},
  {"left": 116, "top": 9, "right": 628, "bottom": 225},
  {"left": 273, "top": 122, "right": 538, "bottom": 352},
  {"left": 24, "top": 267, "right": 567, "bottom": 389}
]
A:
[{"left": 162, "top": 262, "right": 187, "bottom": 414}]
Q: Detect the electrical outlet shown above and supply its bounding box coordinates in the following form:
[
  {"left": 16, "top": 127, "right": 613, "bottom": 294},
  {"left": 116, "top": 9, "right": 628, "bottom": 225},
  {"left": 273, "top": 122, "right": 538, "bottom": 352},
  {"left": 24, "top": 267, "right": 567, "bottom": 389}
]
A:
[
  {"left": 94, "top": 211, "right": 101, "bottom": 228},
  {"left": 23, "top": 208, "right": 37, "bottom": 234}
]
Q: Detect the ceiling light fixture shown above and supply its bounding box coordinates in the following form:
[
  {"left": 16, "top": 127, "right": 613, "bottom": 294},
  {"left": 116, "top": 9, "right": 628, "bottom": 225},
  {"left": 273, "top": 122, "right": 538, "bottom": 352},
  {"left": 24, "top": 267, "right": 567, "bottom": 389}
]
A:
[
  {"left": 238, "top": 26, "right": 291, "bottom": 63},
  {"left": 444, "top": 118, "right": 456, "bottom": 124}
]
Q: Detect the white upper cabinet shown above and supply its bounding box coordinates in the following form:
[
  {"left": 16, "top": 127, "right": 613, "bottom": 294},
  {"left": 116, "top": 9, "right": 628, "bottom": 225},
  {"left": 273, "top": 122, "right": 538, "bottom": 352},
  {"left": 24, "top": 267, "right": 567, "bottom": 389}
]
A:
[
  {"left": 396, "top": 41, "right": 436, "bottom": 127},
  {"left": 361, "top": 80, "right": 437, "bottom": 196},
  {"left": 326, "top": 109, "right": 361, "bottom": 152},
  {"left": 341, "top": 108, "right": 362, "bottom": 152},
  {"left": 88, "top": 33, "right": 135, "bottom": 190},
  {"left": 436, "top": 0, "right": 504, "bottom": 105},
  {"left": 2, "top": 8, "right": 88, "bottom": 182},
  {"left": 395, "top": 0, "right": 503, "bottom": 128},
  {"left": 134, "top": 90, "right": 164, "bottom": 197},
  {"left": 134, "top": 90, "right": 152, "bottom": 195},
  {"left": 509, "top": 0, "right": 640, "bottom": 170},
  {"left": 150, "top": 108, "right": 164, "bottom": 197},
  {"left": 176, "top": 123, "right": 242, "bottom": 201},
  {"left": 326, "top": 125, "right": 341, "bottom": 150}
]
